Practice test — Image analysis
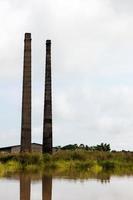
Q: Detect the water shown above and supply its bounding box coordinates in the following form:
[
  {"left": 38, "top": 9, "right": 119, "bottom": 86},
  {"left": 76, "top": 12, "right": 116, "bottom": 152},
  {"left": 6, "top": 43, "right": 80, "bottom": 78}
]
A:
[{"left": 0, "top": 175, "right": 133, "bottom": 200}]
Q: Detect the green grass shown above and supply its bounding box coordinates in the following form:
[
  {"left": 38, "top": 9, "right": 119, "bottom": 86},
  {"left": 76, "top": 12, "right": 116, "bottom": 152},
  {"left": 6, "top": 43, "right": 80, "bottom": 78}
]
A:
[{"left": 0, "top": 150, "right": 133, "bottom": 177}]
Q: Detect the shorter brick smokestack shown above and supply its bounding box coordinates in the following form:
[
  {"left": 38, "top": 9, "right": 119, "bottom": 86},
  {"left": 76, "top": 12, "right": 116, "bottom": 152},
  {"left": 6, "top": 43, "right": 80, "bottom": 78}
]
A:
[{"left": 43, "top": 40, "right": 52, "bottom": 154}]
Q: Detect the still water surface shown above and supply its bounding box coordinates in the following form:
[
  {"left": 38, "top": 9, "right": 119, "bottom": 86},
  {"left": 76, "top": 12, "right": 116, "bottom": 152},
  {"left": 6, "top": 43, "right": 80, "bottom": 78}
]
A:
[{"left": 0, "top": 175, "right": 133, "bottom": 200}]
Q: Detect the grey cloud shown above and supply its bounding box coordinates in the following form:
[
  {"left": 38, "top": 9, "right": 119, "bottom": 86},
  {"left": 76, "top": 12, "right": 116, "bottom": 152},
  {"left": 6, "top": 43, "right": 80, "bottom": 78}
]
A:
[
  {"left": 1, "top": 0, "right": 133, "bottom": 150},
  {"left": 111, "top": 0, "right": 133, "bottom": 14}
]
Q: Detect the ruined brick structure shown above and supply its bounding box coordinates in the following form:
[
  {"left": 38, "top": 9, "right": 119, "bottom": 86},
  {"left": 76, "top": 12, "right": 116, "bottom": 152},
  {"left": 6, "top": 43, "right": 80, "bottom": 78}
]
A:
[
  {"left": 43, "top": 40, "right": 53, "bottom": 153},
  {"left": 21, "top": 33, "right": 32, "bottom": 152}
]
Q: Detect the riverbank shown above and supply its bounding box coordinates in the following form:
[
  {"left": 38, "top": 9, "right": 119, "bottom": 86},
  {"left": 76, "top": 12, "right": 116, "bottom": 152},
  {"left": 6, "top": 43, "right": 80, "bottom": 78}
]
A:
[{"left": 0, "top": 150, "right": 133, "bottom": 177}]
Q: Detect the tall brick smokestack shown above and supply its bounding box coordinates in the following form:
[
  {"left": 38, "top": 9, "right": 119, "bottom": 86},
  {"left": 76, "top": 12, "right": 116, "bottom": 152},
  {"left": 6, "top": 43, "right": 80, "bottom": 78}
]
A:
[
  {"left": 43, "top": 40, "right": 52, "bottom": 153},
  {"left": 21, "top": 33, "right": 32, "bottom": 152}
]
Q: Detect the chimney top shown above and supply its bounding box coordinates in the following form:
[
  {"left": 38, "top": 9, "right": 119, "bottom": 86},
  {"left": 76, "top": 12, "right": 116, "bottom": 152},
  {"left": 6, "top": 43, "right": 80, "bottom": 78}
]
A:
[
  {"left": 25, "top": 33, "right": 31, "bottom": 39},
  {"left": 46, "top": 40, "right": 51, "bottom": 45}
]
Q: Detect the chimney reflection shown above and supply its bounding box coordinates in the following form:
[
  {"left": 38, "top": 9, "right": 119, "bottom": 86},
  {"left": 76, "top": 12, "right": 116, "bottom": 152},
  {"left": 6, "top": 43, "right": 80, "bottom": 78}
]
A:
[
  {"left": 19, "top": 175, "right": 52, "bottom": 200},
  {"left": 42, "top": 176, "right": 52, "bottom": 200},
  {"left": 20, "top": 174, "right": 31, "bottom": 200}
]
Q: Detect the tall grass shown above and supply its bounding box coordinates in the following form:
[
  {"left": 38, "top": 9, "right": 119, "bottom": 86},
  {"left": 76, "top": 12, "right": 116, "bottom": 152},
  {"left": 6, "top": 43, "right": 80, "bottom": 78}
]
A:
[{"left": 0, "top": 150, "right": 133, "bottom": 177}]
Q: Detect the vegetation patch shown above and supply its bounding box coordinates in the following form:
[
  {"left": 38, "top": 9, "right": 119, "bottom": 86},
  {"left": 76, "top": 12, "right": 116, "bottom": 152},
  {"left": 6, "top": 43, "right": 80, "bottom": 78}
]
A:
[{"left": 0, "top": 149, "right": 133, "bottom": 177}]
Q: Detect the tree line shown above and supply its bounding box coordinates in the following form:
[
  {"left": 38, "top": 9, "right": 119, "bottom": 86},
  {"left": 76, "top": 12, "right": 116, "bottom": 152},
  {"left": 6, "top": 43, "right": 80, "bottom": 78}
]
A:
[{"left": 55, "top": 143, "right": 111, "bottom": 152}]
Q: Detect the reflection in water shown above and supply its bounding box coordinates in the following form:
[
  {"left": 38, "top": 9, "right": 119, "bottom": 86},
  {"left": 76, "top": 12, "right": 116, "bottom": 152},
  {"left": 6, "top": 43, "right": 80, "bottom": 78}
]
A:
[
  {"left": 19, "top": 173, "right": 110, "bottom": 200},
  {"left": 20, "top": 175, "right": 31, "bottom": 200},
  {"left": 1, "top": 175, "right": 133, "bottom": 200},
  {"left": 97, "top": 173, "right": 110, "bottom": 184},
  {"left": 42, "top": 176, "right": 52, "bottom": 200},
  {"left": 20, "top": 175, "right": 52, "bottom": 200}
]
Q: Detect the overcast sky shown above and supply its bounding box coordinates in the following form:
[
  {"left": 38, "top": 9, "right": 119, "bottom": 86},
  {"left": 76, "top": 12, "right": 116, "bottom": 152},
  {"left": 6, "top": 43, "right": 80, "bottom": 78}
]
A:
[{"left": 1, "top": 0, "right": 133, "bottom": 150}]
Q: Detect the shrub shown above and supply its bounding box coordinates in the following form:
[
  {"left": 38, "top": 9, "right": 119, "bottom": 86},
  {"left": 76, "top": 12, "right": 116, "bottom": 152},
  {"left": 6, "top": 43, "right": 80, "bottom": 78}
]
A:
[{"left": 100, "top": 160, "right": 115, "bottom": 171}]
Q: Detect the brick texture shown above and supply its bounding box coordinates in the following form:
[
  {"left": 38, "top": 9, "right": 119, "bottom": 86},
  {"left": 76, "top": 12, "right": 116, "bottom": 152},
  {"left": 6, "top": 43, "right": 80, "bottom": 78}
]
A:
[
  {"left": 21, "top": 33, "right": 31, "bottom": 152},
  {"left": 43, "top": 40, "right": 52, "bottom": 153}
]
